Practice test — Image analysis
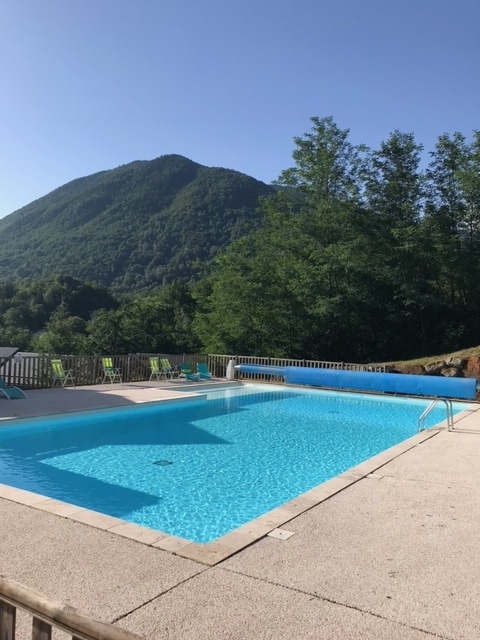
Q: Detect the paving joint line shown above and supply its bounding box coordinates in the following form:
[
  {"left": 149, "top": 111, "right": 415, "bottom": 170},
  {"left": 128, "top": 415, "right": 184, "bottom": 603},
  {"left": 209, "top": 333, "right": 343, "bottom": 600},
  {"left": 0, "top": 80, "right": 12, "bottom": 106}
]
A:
[
  {"left": 110, "top": 565, "right": 211, "bottom": 624},
  {"left": 219, "top": 567, "right": 453, "bottom": 640}
]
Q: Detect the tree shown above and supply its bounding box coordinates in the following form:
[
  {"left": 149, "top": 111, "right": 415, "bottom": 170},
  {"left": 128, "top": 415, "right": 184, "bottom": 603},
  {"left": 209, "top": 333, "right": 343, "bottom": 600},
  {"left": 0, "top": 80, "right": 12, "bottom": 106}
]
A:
[
  {"left": 86, "top": 308, "right": 130, "bottom": 354},
  {"left": 196, "top": 117, "right": 377, "bottom": 360},
  {"left": 424, "top": 131, "right": 480, "bottom": 349},
  {"left": 277, "top": 116, "right": 362, "bottom": 204},
  {"left": 115, "top": 286, "right": 196, "bottom": 354},
  {"left": 360, "top": 131, "right": 440, "bottom": 357},
  {"left": 0, "top": 326, "right": 32, "bottom": 351},
  {"left": 194, "top": 219, "right": 311, "bottom": 357},
  {"left": 86, "top": 282, "right": 199, "bottom": 354},
  {"left": 33, "top": 304, "right": 88, "bottom": 354},
  {"left": 424, "top": 132, "right": 468, "bottom": 308},
  {"left": 455, "top": 131, "right": 480, "bottom": 343},
  {"left": 362, "top": 131, "right": 424, "bottom": 227}
]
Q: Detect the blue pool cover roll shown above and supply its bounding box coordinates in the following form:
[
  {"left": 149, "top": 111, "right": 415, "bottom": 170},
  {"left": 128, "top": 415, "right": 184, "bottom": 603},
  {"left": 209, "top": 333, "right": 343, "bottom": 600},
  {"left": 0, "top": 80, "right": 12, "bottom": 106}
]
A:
[
  {"left": 235, "top": 364, "right": 286, "bottom": 377},
  {"left": 235, "top": 364, "right": 477, "bottom": 400},
  {"left": 285, "top": 367, "right": 477, "bottom": 400}
]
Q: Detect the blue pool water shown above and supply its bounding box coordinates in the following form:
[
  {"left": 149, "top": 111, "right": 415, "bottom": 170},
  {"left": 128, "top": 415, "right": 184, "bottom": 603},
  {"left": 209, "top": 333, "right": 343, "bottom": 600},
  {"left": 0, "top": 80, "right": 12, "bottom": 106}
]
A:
[{"left": 0, "top": 385, "right": 466, "bottom": 543}]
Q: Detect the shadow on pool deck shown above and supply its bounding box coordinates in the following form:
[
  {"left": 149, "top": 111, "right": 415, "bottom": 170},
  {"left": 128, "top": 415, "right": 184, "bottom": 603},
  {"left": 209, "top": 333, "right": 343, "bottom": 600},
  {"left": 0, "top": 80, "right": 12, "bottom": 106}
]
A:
[
  {"left": 0, "top": 379, "right": 233, "bottom": 421},
  {"left": 1, "top": 383, "right": 480, "bottom": 638}
]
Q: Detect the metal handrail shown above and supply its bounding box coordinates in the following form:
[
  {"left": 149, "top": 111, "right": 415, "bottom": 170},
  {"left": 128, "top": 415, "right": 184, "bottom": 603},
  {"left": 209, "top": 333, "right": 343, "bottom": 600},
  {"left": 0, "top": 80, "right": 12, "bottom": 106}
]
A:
[{"left": 417, "top": 398, "right": 454, "bottom": 432}]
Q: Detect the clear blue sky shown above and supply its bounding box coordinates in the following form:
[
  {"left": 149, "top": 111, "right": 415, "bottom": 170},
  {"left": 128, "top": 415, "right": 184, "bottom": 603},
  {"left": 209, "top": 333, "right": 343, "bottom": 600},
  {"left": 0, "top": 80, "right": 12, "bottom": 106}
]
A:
[{"left": 0, "top": 0, "right": 478, "bottom": 218}]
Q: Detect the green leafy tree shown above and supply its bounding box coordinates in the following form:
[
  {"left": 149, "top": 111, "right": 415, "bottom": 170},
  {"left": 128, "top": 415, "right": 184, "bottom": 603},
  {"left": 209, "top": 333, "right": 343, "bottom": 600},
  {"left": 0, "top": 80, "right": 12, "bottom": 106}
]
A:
[
  {"left": 196, "top": 117, "right": 375, "bottom": 360},
  {"left": 456, "top": 131, "right": 480, "bottom": 244},
  {"left": 424, "top": 132, "right": 468, "bottom": 307},
  {"left": 86, "top": 308, "right": 130, "bottom": 354},
  {"left": 424, "top": 131, "right": 480, "bottom": 349},
  {"left": 86, "top": 282, "right": 199, "bottom": 354},
  {"left": 32, "top": 304, "right": 88, "bottom": 354},
  {"left": 194, "top": 219, "right": 310, "bottom": 357},
  {"left": 0, "top": 326, "right": 33, "bottom": 351},
  {"left": 360, "top": 131, "right": 439, "bottom": 357},
  {"left": 455, "top": 131, "right": 480, "bottom": 343}
]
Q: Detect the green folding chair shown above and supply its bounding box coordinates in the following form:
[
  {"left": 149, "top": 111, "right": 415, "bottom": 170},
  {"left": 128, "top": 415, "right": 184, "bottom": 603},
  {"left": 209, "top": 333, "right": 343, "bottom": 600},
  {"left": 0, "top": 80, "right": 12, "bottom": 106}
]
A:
[
  {"left": 149, "top": 357, "right": 163, "bottom": 380},
  {"left": 102, "top": 357, "right": 123, "bottom": 384},
  {"left": 51, "top": 359, "right": 75, "bottom": 388},
  {"left": 160, "top": 358, "right": 176, "bottom": 379}
]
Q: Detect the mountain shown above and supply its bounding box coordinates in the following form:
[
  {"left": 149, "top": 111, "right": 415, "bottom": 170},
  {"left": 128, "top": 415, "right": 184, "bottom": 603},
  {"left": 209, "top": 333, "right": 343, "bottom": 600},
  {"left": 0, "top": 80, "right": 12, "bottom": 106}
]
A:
[{"left": 0, "top": 155, "right": 275, "bottom": 292}]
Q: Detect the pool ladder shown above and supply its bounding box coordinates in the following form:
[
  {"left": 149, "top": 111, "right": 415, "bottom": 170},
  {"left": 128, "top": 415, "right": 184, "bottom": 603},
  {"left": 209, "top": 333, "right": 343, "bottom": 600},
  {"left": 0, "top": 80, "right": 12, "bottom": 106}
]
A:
[{"left": 417, "top": 398, "right": 454, "bottom": 433}]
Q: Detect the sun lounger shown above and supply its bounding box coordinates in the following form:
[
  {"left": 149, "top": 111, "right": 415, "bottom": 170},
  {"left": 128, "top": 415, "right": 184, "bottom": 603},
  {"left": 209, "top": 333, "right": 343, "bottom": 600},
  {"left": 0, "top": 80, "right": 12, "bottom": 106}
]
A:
[{"left": 0, "top": 376, "right": 27, "bottom": 399}]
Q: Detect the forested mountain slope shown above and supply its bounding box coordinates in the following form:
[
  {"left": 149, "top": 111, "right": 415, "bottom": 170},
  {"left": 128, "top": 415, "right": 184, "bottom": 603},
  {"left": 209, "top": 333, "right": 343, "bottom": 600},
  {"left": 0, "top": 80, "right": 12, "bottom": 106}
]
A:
[{"left": 0, "top": 155, "right": 275, "bottom": 291}]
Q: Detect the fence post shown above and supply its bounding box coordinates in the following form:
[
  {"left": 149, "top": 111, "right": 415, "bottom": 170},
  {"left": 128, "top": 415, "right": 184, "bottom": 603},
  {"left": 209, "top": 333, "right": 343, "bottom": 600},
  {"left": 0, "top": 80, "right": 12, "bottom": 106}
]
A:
[{"left": 0, "top": 599, "right": 16, "bottom": 638}]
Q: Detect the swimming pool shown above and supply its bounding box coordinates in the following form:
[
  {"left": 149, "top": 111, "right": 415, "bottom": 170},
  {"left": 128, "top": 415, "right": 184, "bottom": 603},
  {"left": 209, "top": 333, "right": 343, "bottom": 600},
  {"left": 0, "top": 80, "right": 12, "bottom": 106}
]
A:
[{"left": 0, "top": 385, "right": 467, "bottom": 543}]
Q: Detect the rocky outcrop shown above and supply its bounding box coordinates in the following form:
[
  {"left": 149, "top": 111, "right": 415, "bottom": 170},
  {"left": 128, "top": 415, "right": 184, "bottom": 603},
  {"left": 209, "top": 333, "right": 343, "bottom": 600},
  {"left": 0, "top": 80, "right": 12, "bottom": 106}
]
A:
[
  {"left": 393, "top": 357, "right": 477, "bottom": 379},
  {"left": 466, "top": 357, "right": 480, "bottom": 378}
]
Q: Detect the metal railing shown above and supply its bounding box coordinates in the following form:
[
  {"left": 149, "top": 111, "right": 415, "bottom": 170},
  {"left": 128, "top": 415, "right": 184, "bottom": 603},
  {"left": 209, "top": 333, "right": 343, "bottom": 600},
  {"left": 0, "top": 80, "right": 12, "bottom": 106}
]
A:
[
  {"left": 0, "top": 574, "right": 144, "bottom": 640},
  {"left": 225, "top": 355, "right": 385, "bottom": 383},
  {"left": 0, "top": 353, "right": 384, "bottom": 390},
  {"left": 417, "top": 398, "right": 454, "bottom": 432}
]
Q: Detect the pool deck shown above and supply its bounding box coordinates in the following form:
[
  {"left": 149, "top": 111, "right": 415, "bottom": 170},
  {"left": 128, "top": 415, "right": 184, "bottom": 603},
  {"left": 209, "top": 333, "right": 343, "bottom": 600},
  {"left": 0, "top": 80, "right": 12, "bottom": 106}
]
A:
[{"left": 2, "top": 380, "right": 480, "bottom": 639}]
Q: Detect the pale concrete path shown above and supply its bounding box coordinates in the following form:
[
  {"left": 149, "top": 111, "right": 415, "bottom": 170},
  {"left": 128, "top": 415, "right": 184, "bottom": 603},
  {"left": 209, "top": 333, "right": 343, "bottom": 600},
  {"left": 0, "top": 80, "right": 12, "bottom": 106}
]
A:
[{"left": 1, "top": 384, "right": 480, "bottom": 639}]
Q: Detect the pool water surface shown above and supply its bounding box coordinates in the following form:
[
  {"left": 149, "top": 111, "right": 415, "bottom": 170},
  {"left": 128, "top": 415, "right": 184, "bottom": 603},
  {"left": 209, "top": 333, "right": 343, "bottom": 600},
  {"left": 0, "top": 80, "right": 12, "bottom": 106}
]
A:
[{"left": 0, "top": 385, "right": 465, "bottom": 543}]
